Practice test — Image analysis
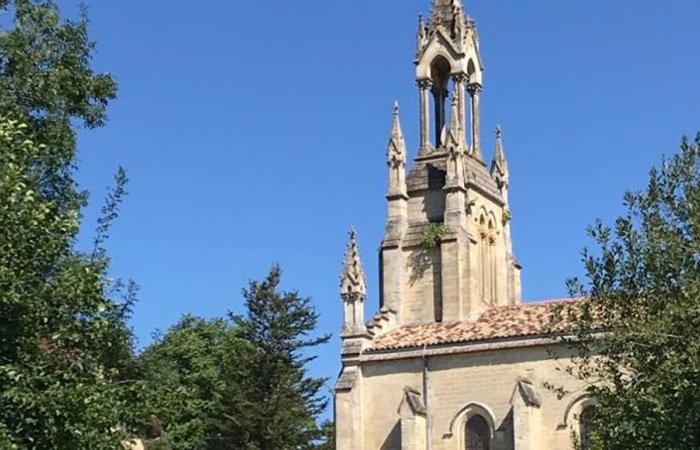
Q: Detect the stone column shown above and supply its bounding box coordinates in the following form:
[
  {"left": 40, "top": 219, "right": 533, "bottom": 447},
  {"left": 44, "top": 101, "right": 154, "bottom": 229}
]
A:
[
  {"left": 468, "top": 83, "right": 483, "bottom": 161},
  {"left": 418, "top": 79, "right": 432, "bottom": 155},
  {"left": 452, "top": 74, "right": 468, "bottom": 135}
]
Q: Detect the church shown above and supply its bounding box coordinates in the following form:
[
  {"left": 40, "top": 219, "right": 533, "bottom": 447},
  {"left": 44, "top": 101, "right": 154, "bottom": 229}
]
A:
[{"left": 334, "top": 1, "right": 593, "bottom": 449}]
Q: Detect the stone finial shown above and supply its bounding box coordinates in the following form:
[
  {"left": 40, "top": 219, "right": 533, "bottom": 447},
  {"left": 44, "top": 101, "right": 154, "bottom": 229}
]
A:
[
  {"left": 491, "top": 124, "right": 509, "bottom": 180},
  {"left": 416, "top": 13, "right": 427, "bottom": 55},
  {"left": 387, "top": 101, "right": 407, "bottom": 167},
  {"left": 340, "top": 228, "right": 367, "bottom": 301},
  {"left": 430, "top": 0, "right": 468, "bottom": 38}
]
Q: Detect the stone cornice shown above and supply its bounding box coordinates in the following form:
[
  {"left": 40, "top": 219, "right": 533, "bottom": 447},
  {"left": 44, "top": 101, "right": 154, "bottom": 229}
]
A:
[{"left": 361, "top": 335, "right": 569, "bottom": 362}]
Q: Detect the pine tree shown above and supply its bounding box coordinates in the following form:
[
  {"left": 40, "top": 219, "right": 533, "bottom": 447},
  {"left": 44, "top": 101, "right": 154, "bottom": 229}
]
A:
[{"left": 206, "top": 265, "right": 331, "bottom": 450}]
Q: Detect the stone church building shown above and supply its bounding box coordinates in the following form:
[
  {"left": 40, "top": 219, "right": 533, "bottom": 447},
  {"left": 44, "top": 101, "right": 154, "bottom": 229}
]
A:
[{"left": 334, "top": 1, "right": 593, "bottom": 449}]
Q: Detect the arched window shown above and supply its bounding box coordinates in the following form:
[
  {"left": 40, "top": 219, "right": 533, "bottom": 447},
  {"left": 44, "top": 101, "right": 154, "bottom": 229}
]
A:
[
  {"left": 580, "top": 406, "right": 597, "bottom": 450},
  {"left": 487, "top": 219, "right": 496, "bottom": 304},
  {"left": 478, "top": 214, "right": 497, "bottom": 305},
  {"left": 478, "top": 215, "right": 487, "bottom": 301},
  {"left": 465, "top": 415, "right": 490, "bottom": 450},
  {"left": 430, "top": 56, "right": 451, "bottom": 146}
]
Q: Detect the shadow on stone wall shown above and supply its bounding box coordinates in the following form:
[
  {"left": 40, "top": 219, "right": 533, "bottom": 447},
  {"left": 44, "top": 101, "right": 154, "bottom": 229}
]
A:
[{"left": 380, "top": 421, "right": 401, "bottom": 450}]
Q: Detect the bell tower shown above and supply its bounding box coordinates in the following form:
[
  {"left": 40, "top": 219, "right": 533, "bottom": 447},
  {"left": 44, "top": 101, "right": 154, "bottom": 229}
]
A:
[{"left": 376, "top": 0, "right": 521, "bottom": 327}]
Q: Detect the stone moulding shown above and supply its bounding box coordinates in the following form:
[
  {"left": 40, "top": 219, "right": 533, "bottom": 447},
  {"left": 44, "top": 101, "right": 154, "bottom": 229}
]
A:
[
  {"left": 443, "top": 401, "right": 497, "bottom": 439},
  {"left": 361, "top": 335, "right": 565, "bottom": 362},
  {"left": 557, "top": 393, "right": 596, "bottom": 430}
]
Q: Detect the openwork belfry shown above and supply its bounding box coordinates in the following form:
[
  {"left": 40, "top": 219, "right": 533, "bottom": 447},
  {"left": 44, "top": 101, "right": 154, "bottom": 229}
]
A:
[{"left": 334, "top": 1, "right": 590, "bottom": 449}]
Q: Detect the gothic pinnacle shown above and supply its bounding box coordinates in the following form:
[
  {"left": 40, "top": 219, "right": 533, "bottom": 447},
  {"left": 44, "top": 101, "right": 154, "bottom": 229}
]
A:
[
  {"left": 340, "top": 228, "right": 367, "bottom": 301},
  {"left": 417, "top": 13, "right": 427, "bottom": 55},
  {"left": 491, "top": 125, "right": 509, "bottom": 180},
  {"left": 430, "top": 0, "right": 467, "bottom": 34},
  {"left": 387, "top": 101, "right": 407, "bottom": 165}
]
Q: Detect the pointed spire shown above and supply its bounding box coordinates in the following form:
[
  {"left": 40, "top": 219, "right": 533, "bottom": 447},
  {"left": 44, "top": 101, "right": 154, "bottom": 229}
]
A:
[
  {"left": 491, "top": 125, "right": 509, "bottom": 179},
  {"left": 387, "top": 101, "right": 407, "bottom": 166},
  {"left": 340, "top": 228, "right": 367, "bottom": 301},
  {"left": 416, "top": 13, "right": 427, "bottom": 56},
  {"left": 430, "top": 0, "right": 467, "bottom": 38}
]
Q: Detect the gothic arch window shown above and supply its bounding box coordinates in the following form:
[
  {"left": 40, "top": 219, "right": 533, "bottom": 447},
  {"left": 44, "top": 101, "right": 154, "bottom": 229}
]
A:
[
  {"left": 478, "top": 214, "right": 487, "bottom": 301},
  {"left": 487, "top": 218, "right": 496, "bottom": 304},
  {"left": 465, "top": 415, "right": 490, "bottom": 450},
  {"left": 478, "top": 213, "right": 497, "bottom": 305},
  {"left": 579, "top": 406, "right": 597, "bottom": 450},
  {"left": 430, "top": 56, "right": 451, "bottom": 146}
]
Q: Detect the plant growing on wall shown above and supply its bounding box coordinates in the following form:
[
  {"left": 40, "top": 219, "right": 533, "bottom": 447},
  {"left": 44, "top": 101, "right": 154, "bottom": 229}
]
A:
[
  {"left": 420, "top": 223, "right": 447, "bottom": 249},
  {"left": 502, "top": 209, "right": 512, "bottom": 225}
]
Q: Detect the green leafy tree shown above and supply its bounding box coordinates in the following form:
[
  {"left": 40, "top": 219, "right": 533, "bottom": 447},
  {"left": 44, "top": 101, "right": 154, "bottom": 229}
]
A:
[
  {"left": 138, "top": 316, "right": 253, "bottom": 450},
  {"left": 206, "top": 265, "right": 331, "bottom": 450},
  {"left": 560, "top": 134, "right": 700, "bottom": 449},
  {"left": 0, "top": 1, "right": 142, "bottom": 448}
]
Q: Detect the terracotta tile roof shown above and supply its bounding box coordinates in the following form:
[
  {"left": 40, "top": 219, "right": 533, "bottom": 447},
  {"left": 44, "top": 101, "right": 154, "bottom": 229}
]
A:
[{"left": 370, "top": 299, "right": 582, "bottom": 352}]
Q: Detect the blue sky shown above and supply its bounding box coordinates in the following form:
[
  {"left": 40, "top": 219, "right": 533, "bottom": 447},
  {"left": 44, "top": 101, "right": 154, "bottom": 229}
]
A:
[{"left": 62, "top": 0, "right": 700, "bottom": 408}]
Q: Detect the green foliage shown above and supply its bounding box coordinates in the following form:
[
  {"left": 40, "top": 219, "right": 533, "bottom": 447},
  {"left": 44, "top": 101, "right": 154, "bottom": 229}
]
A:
[
  {"left": 0, "top": 1, "right": 143, "bottom": 448},
  {"left": 420, "top": 222, "right": 447, "bottom": 249},
  {"left": 559, "top": 134, "right": 700, "bottom": 450},
  {"left": 502, "top": 209, "right": 512, "bottom": 225},
  {"left": 138, "top": 267, "right": 332, "bottom": 450},
  {"left": 315, "top": 421, "right": 335, "bottom": 450},
  {"left": 0, "top": 118, "right": 141, "bottom": 449},
  {"left": 206, "top": 265, "right": 331, "bottom": 450},
  {"left": 138, "top": 316, "right": 253, "bottom": 450},
  {"left": 0, "top": 0, "right": 117, "bottom": 210}
]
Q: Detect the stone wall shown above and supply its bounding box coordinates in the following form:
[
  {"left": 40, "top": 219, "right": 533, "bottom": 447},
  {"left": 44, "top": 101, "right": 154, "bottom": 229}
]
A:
[{"left": 353, "top": 343, "right": 587, "bottom": 450}]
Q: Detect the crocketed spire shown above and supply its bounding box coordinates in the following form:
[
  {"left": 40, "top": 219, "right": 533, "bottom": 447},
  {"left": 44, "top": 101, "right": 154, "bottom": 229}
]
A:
[
  {"left": 340, "top": 228, "right": 367, "bottom": 301},
  {"left": 429, "top": 0, "right": 468, "bottom": 38},
  {"left": 387, "top": 101, "right": 407, "bottom": 166},
  {"left": 491, "top": 125, "right": 509, "bottom": 181}
]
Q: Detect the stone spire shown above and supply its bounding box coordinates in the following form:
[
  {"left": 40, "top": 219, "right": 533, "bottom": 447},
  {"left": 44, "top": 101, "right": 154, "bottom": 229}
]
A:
[
  {"left": 340, "top": 228, "right": 367, "bottom": 300},
  {"left": 387, "top": 102, "right": 406, "bottom": 165},
  {"left": 490, "top": 125, "right": 509, "bottom": 183},
  {"left": 429, "top": 0, "right": 468, "bottom": 40},
  {"left": 387, "top": 102, "right": 408, "bottom": 199},
  {"left": 416, "top": 13, "right": 427, "bottom": 57},
  {"left": 340, "top": 229, "right": 368, "bottom": 336}
]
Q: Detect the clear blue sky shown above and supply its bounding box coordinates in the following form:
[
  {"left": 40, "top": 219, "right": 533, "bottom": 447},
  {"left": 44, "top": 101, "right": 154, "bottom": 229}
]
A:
[{"left": 62, "top": 0, "right": 699, "bottom": 408}]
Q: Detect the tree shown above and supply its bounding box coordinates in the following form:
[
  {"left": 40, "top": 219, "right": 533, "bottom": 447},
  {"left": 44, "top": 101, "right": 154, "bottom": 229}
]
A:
[
  {"left": 0, "top": 1, "right": 142, "bottom": 448},
  {"left": 137, "top": 316, "right": 253, "bottom": 450},
  {"left": 206, "top": 265, "right": 331, "bottom": 450},
  {"left": 560, "top": 134, "right": 700, "bottom": 449}
]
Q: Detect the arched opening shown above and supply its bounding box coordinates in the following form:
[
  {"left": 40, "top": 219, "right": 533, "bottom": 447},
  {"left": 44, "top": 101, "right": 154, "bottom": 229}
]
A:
[
  {"left": 478, "top": 214, "right": 487, "bottom": 301},
  {"left": 430, "top": 56, "right": 451, "bottom": 147},
  {"left": 465, "top": 415, "right": 490, "bottom": 450},
  {"left": 579, "top": 406, "right": 597, "bottom": 450},
  {"left": 487, "top": 218, "right": 496, "bottom": 305},
  {"left": 477, "top": 213, "right": 498, "bottom": 305}
]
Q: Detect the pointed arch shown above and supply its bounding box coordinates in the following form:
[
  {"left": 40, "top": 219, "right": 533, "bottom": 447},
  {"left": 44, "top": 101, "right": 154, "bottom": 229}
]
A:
[
  {"left": 558, "top": 393, "right": 596, "bottom": 430},
  {"left": 465, "top": 415, "right": 490, "bottom": 450},
  {"left": 444, "top": 402, "right": 497, "bottom": 440},
  {"left": 467, "top": 58, "right": 477, "bottom": 77},
  {"left": 478, "top": 211, "right": 488, "bottom": 302},
  {"left": 430, "top": 55, "right": 452, "bottom": 146}
]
